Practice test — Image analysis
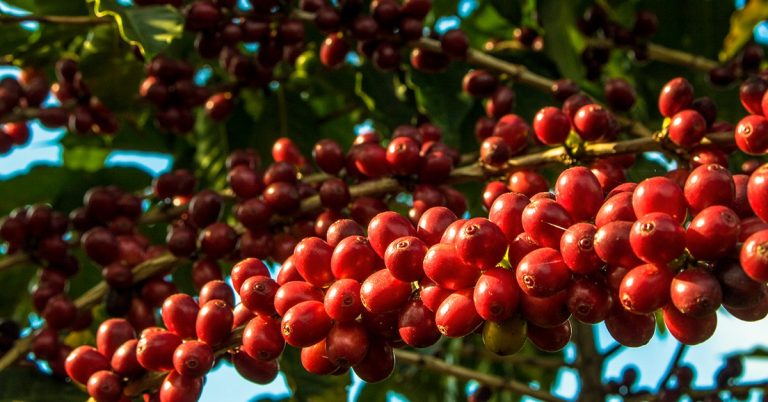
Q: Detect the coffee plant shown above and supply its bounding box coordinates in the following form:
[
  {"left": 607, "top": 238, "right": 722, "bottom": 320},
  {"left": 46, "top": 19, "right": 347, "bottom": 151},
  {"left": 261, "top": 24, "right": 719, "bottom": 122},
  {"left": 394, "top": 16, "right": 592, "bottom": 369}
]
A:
[{"left": 0, "top": 0, "right": 767, "bottom": 401}]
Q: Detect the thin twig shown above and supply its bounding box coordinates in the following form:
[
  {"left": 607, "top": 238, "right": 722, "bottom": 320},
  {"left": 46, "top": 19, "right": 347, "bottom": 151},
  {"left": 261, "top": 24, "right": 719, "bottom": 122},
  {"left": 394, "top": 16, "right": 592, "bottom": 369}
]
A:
[
  {"left": 657, "top": 343, "right": 686, "bottom": 390},
  {"left": 586, "top": 37, "right": 719, "bottom": 72},
  {"left": 0, "top": 14, "right": 110, "bottom": 25}
]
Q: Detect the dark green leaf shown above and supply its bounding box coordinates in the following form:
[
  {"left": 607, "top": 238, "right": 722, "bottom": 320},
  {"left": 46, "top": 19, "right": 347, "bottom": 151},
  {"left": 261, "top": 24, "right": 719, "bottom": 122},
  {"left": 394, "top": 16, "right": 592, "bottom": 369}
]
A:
[
  {"left": 0, "top": 366, "right": 88, "bottom": 402},
  {"left": 93, "top": 0, "right": 183, "bottom": 58},
  {"left": 279, "top": 348, "right": 349, "bottom": 402}
]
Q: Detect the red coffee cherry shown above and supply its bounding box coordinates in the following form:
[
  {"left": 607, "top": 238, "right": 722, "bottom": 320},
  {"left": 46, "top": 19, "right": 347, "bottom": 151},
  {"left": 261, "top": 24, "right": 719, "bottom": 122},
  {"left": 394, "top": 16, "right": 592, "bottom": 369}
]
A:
[
  {"left": 173, "top": 340, "right": 214, "bottom": 378},
  {"left": 199, "top": 280, "right": 235, "bottom": 308},
  {"left": 242, "top": 315, "right": 285, "bottom": 361},
  {"left": 96, "top": 318, "right": 136, "bottom": 360},
  {"left": 658, "top": 77, "right": 693, "bottom": 117},
  {"left": 630, "top": 212, "right": 686, "bottom": 265},
  {"left": 508, "top": 169, "right": 549, "bottom": 198},
  {"left": 533, "top": 107, "right": 570, "bottom": 145},
  {"left": 65, "top": 345, "right": 110, "bottom": 384},
  {"left": 479, "top": 136, "right": 511, "bottom": 167},
  {"left": 632, "top": 176, "right": 687, "bottom": 223},
  {"left": 352, "top": 337, "right": 395, "bottom": 383},
  {"left": 715, "top": 259, "right": 766, "bottom": 309},
  {"left": 739, "top": 76, "right": 768, "bottom": 115},
  {"left": 560, "top": 223, "right": 602, "bottom": 275},
  {"left": 521, "top": 199, "right": 573, "bottom": 248},
  {"left": 300, "top": 339, "right": 338, "bottom": 375},
  {"left": 686, "top": 206, "right": 741, "bottom": 261},
  {"left": 330, "top": 235, "right": 381, "bottom": 281},
  {"left": 417, "top": 206, "right": 458, "bottom": 247},
  {"left": 325, "top": 321, "right": 370, "bottom": 367},
  {"left": 455, "top": 218, "right": 508, "bottom": 271},
  {"left": 386, "top": 136, "right": 422, "bottom": 176},
  {"left": 360, "top": 269, "right": 412, "bottom": 313},
  {"left": 196, "top": 299, "right": 233, "bottom": 347},
  {"left": 741, "top": 230, "right": 768, "bottom": 282},
  {"left": 748, "top": 164, "right": 768, "bottom": 222},
  {"left": 528, "top": 320, "right": 571, "bottom": 352},
  {"left": 604, "top": 78, "right": 636, "bottom": 111},
  {"left": 435, "top": 288, "right": 483, "bottom": 338},
  {"left": 320, "top": 33, "right": 350, "bottom": 68},
  {"left": 326, "top": 218, "right": 365, "bottom": 247},
  {"left": 274, "top": 281, "right": 324, "bottom": 316},
  {"left": 566, "top": 279, "right": 612, "bottom": 324},
  {"left": 662, "top": 305, "right": 717, "bottom": 345},
  {"left": 684, "top": 163, "right": 735, "bottom": 212},
  {"left": 111, "top": 339, "right": 143, "bottom": 378},
  {"left": 384, "top": 236, "right": 428, "bottom": 282},
  {"left": 42, "top": 294, "right": 77, "bottom": 331},
  {"left": 368, "top": 211, "right": 417, "bottom": 258},
  {"left": 595, "top": 192, "right": 636, "bottom": 228},
  {"left": 493, "top": 114, "right": 530, "bottom": 154},
  {"left": 463, "top": 69, "right": 498, "bottom": 97},
  {"left": 293, "top": 237, "right": 334, "bottom": 287},
  {"left": 668, "top": 110, "right": 707, "bottom": 147},
  {"left": 441, "top": 29, "right": 469, "bottom": 58},
  {"left": 232, "top": 350, "right": 279, "bottom": 385},
  {"left": 735, "top": 115, "right": 768, "bottom": 155},
  {"left": 87, "top": 370, "right": 123, "bottom": 402},
  {"left": 605, "top": 306, "right": 656, "bottom": 347},
  {"left": 423, "top": 242, "right": 480, "bottom": 290},
  {"left": 573, "top": 104, "right": 613, "bottom": 141},
  {"left": 231, "top": 258, "right": 271, "bottom": 292},
  {"left": 516, "top": 247, "right": 572, "bottom": 297},
  {"left": 398, "top": 299, "right": 440, "bottom": 348},
  {"left": 199, "top": 222, "right": 237, "bottom": 259},
  {"left": 282, "top": 301, "right": 333, "bottom": 348},
  {"left": 239, "top": 275, "right": 279, "bottom": 316},
  {"left": 482, "top": 181, "right": 508, "bottom": 210},
  {"left": 474, "top": 267, "right": 520, "bottom": 322},
  {"left": 555, "top": 166, "right": 603, "bottom": 222},
  {"left": 520, "top": 288, "right": 570, "bottom": 328},
  {"left": 136, "top": 330, "right": 182, "bottom": 372},
  {"left": 670, "top": 268, "right": 722, "bottom": 317},
  {"left": 160, "top": 370, "right": 203, "bottom": 402},
  {"left": 161, "top": 294, "right": 200, "bottom": 340},
  {"left": 324, "top": 279, "right": 363, "bottom": 322},
  {"left": 227, "top": 166, "right": 263, "bottom": 200},
  {"left": 313, "top": 139, "right": 345, "bottom": 175},
  {"left": 488, "top": 192, "right": 528, "bottom": 245},
  {"left": 619, "top": 263, "right": 674, "bottom": 314}
]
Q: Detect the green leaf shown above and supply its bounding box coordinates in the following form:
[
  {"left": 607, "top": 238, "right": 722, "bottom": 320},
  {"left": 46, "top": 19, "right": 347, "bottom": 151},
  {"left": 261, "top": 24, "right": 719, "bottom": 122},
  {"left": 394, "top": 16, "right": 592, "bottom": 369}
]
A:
[
  {"left": 0, "top": 366, "right": 89, "bottom": 401},
  {"left": 193, "top": 112, "right": 229, "bottom": 191},
  {"left": 355, "top": 63, "right": 414, "bottom": 131},
  {"left": 92, "top": 0, "right": 183, "bottom": 59},
  {"left": 720, "top": 0, "right": 768, "bottom": 62},
  {"left": 0, "top": 260, "right": 36, "bottom": 319},
  {"left": 279, "top": 348, "right": 349, "bottom": 402},
  {"left": 538, "top": 0, "right": 587, "bottom": 85},
  {"left": 62, "top": 146, "right": 109, "bottom": 171},
  {"left": 0, "top": 25, "right": 33, "bottom": 60}
]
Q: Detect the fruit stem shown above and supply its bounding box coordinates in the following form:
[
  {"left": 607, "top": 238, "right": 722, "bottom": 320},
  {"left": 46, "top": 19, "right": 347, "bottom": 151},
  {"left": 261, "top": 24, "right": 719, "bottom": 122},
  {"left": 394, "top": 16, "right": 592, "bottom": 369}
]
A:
[{"left": 586, "top": 37, "right": 719, "bottom": 72}]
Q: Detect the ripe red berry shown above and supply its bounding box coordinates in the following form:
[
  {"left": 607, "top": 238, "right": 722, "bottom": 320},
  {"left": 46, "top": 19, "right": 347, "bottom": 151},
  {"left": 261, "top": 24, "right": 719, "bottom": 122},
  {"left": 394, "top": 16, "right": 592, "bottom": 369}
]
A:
[
  {"left": 293, "top": 237, "right": 334, "bottom": 287},
  {"left": 455, "top": 218, "right": 507, "bottom": 271},
  {"left": 604, "top": 78, "right": 636, "bottom": 111},
  {"left": 111, "top": 339, "right": 143, "bottom": 378},
  {"left": 417, "top": 206, "right": 458, "bottom": 247},
  {"left": 65, "top": 346, "right": 110, "bottom": 384},
  {"left": 555, "top": 166, "right": 603, "bottom": 222},
  {"left": 684, "top": 163, "right": 735, "bottom": 212},
  {"left": 233, "top": 350, "right": 279, "bottom": 384},
  {"left": 325, "top": 321, "right": 370, "bottom": 367},
  {"left": 739, "top": 77, "right": 768, "bottom": 115},
  {"left": 716, "top": 259, "right": 766, "bottom": 309},
  {"left": 521, "top": 199, "right": 573, "bottom": 248},
  {"left": 397, "top": 299, "right": 440, "bottom": 348},
  {"left": 173, "top": 340, "right": 213, "bottom": 378},
  {"left": 386, "top": 136, "right": 422, "bottom": 176},
  {"left": 367, "top": 211, "right": 416, "bottom": 258},
  {"left": 274, "top": 281, "right": 324, "bottom": 316},
  {"left": 96, "top": 318, "right": 136, "bottom": 360},
  {"left": 662, "top": 305, "right": 717, "bottom": 345},
  {"left": 573, "top": 104, "right": 613, "bottom": 141},
  {"left": 668, "top": 110, "right": 707, "bottom": 147},
  {"left": 239, "top": 275, "right": 279, "bottom": 316},
  {"left": 199, "top": 222, "right": 237, "bottom": 259},
  {"left": 352, "top": 337, "right": 395, "bottom": 383},
  {"left": 658, "top": 77, "right": 693, "bottom": 117},
  {"left": 632, "top": 176, "right": 687, "bottom": 223},
  {"left": 320, "top": 34, "right": 350, "bottom": 68},
  {"left": 686, "top": 206, "right": 741, "bottom": 261},
  {"left": 630, "top": 212, "right": 685, "bottom": 265},
  {"left": 516, "top": 247, "right": 572, "bottom": 297},
  {"left": 488, "top": 192, "right": 528, "bottom": 245},
  {"left": 136, "top": 330, "right": 182, "bottom": 372},
  {"left": 160, "top": 370, "right": 203, "bottom": 402},
  {"left": 605, "top": 306, "right": 656, "bottom": 347},
  {"left": 384, "top": 236, "right": 428, "bottom": 282},
  {"left": 160, "top": 294, "right": 199, "bottom": 341},
  {"left": 508, "top": 169, "right": 549, "bottom": 197},
  {"left": 741, "top": 230, "right": 768, "bottom": 282},
  {"left": 300, "top": 339, "right": 338, "bottom": 375},
  {"left": 566, "top": 279, "right": 612, "bottom": 324},
  {"left": 281, "top": 301, "right": 333, "bottom": 347},
  {"left": 560, "top": 223, "right": 602, "bottom": 274},
  {"left": 441, "top": 29, "right": 469, "bottom": 58},
  {"left": 227, "top": 166, "right": 263, "bottom": 200},
  {"left": 435, "top": 288, "right": 483, "bottom": 338},
  {"left": 87, "top": 370, "right": 123, "bottom": 402},
  {"left": 527, "top": 320, "right": 571, "bottom": 352},
  {"left": 324, "top": 279, "right": 363, "bottom": 322},
  {"left": 360, "top": 269, "right": 412, "bottom": 313},
  {"left": 533, "top": 107, "right": 570, "bottom": 145},
  {"left": 463, "top": 69, "right": 498, "bottom": 97},
  {"left": 423, "top": 242, "right": 480, "bottom": 290},
  {"left": 196, "top": 299, "right": 233, "bottom": 347},
  {"left": 313, "top": 139, "right": 345, "bottom": 175},
  {"left": 670, "top": 269, "right": 722, "bottom": 317},
  {"left": 42, "top": 294, "right": 77, "bottom": 331},
  {"left": 735, "top": 115, "right": 768, "bottom": 155},
  {"left": 474, "top": 268, "right": 519, "bottom": 322},
  {"left": 595, "top": 192, "right": 636, "bottom": 227},
  {"left": 619, "top": 263, "right": 674, "bottom": 314},
  {"left": 242, "top": 315, "right": 285, "bottom": 361},
  {"left": 479, "top": 136, "right": 511, "bottom": 167},
  {"left": 199, "top": 280, "right": 235, "bottom": 308},
  {"left": 748, "top": 164, "right": 768, "bottom": 222},
  {"left": 330, "top": 235, "right": 381, "bottom": 281},
  {"left": 325, "top": 218, "right": 365, "bottom": 247}
]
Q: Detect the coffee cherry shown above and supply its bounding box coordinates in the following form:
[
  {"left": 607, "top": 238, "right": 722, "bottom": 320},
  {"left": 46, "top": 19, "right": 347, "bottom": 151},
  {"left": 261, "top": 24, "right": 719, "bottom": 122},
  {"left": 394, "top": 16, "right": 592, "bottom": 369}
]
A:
[
  {"left": 658, "top": 77, "right": 693, "bottom": 117},
  {"left": 479, "top": 136, "right": 511, "bottom": 167},
  {"left": 435, "top": 288, "right": 483, "bottom": 337},
  {"left": 522, "top": 199, "right": 573, "bottom": 248},
  {"left": 325, "top": 321, "right": 369, "bottom": 367},
  {"left": 136, "top": 330, "right": 182, "bottom": 372},
  {"left": 300, "top": 339, "right": 338, "bottom": 375},
  {"left": 281, "top": 301, "right": 333, "bottom": 347},
  {"left": 397, "top": 299, "right": 439, "bottom": 348},
  {"left": 173, "top": 340, "right": 213, "bottom": 378},
  {"left": 441, "top": 29, "right": 469, "bottom": 58},
  {"left": 595, "top": 192, "right": 636, "bottom": 227},
  {"left": 330, "top": 235, "right": 380, "bottom": 281},
  {"left": 560, "top": 223, "right": 602, "bottom": 274},
  {"left": 555, "top": 166, "right": 603, "bottom": 222},
  {"left": 320, "top": 34, "right": 350, "bottom": 68},
  {"left": 263, "top": 182, "right": 300, "bottom": 215},
  {"left": 739, "top": 77, "right": 767, "bottom": 115},
  {"left": 686, "top": 206, "right": 740, "bottom": 261},
  {"left": 684, "top": 164, "right": 735, "bottom": 212},
  {"left": 240, "top": 275, "right": 279, "bottom": 316},
  {"left": 566, "top": 279, "right": 612, "bottom": 324},
  {"left": 96, "top": 318, "right": 136, "bottom": 360},
  {"left": 669, "top": 110, "right": 706, "bottom": 147},
  {"left": 199, "top": 222, "right": 237, "bottom": 259},
  {"left": 293, "top": 237, "right": 334, "bottom": 287},
  {"left": 508, "top": 169, "right": 549, "bottom": 198},
  {"left": 604, "top": 78, "right": 636, "bottom": 111},
  {"left": 423, "top": 242, "right": 480, "bottom": 290},
  {"left": 87, "top": 370, "right": 123, "bottom": 402},
  {"left": 516, "top": 247, "right": 572, "bottom": 297},
  {"left": 605, "top": 306, "right": 655, "bottom": 347},
  {"left": 65, "top": 345, "right": 110, "bottom": 384},
  {"left": 474, "top": 267, "right": 519, "bottom": 322},
  {"left": 741, "top": 230, "right": 768, "bottom": 282},
  {"left": 551, "top": 79, "right": 580, "bottom": 102},
  {"left": 455, "top": 218, "right": 507, "bottom": 271},
  {"left": 325, "top": 219, "right": 364, "bottom": 247},
  {"left": 82, "top": 227, "right": 119, "bottom": 265},
  {"left": 533, "top": 107, "right": 570, "bottom": 145},
  {"left": 485, "top": 86, "right": 516, "bottom": 119},
  {"left": 619, "top": 263, "right": 673, "bottom": 314},
  {"left": 573, "top": 104, "right": 613, "bottom": 141},
  {"left": 463, "top": 70, "right": 498, "bottom": 97},
  {"left": 321, "top": 279, "right": 361, "bottom": 322},
  {"left": 386, "top": 136, "right": 421, "bottom": 176},
  {"left": 111, "top": 339, "right": 143, "bottom": 378},
  {"left": 160, "top": 370, "right": 203, "bottom": 402},
  {"left": 630, "top": 212, "right": 685, "bottom": 265},
  {"left": 528, "top": 320, "right": 571, "bottom": 352},
  {"left": 196, "top": 299, "right": 233, "bottom": 346},
  {"left": 748, "top": 164, "right": 768, "bottom": 222},
  {"left": 367, "top": 211, "right": 416, "bottom": 258},
  {"left": 632, "top": 176, "right": 687, "bottom": 223},
  {"left": 42, "top": 294, "right": 77, "bottom": 330},
  {"left": 662, "top": 305, "right": 717, "bottom": 345},
  {"left": 199, "top": 280, "right": 234, "bottom": 308},
  {"left": 670, "top": 268, "right": 722, "bottom": 317},
  {"left": 481, "top": 315, "right": 527, "bottom": 356},
  {"left": 319, "top": 178, "right": 350, "bottom": 210},
  {"left": 384, "top": 236, "right": 427, "bottom": 282},
  {"left": 361, "top": 269, "right": 411, "bottom": 313},
  {"left": 353, "top": 337, "right": 395, "bottom": 383},
  {"left": 242, "top": 315, "right": 285, "bottom": 361},
  {"left": 416, "top": 206, "right": 457, "bottom": 247}
]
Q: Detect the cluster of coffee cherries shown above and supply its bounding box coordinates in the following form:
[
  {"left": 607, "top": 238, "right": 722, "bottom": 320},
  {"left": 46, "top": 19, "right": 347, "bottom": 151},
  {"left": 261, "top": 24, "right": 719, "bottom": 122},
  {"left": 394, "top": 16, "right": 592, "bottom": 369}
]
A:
[
  {"left": 140, "top": 56, "right": 209, "bottom": 133},
  {"left": 50, "top": 59, "right": 118, "bottom": 135},
  {"left": 0, "top": 69, "right": 47, "bottom": 154},
  {"left": 736, "top": 75, "right": 768, "bottom": 155}
]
